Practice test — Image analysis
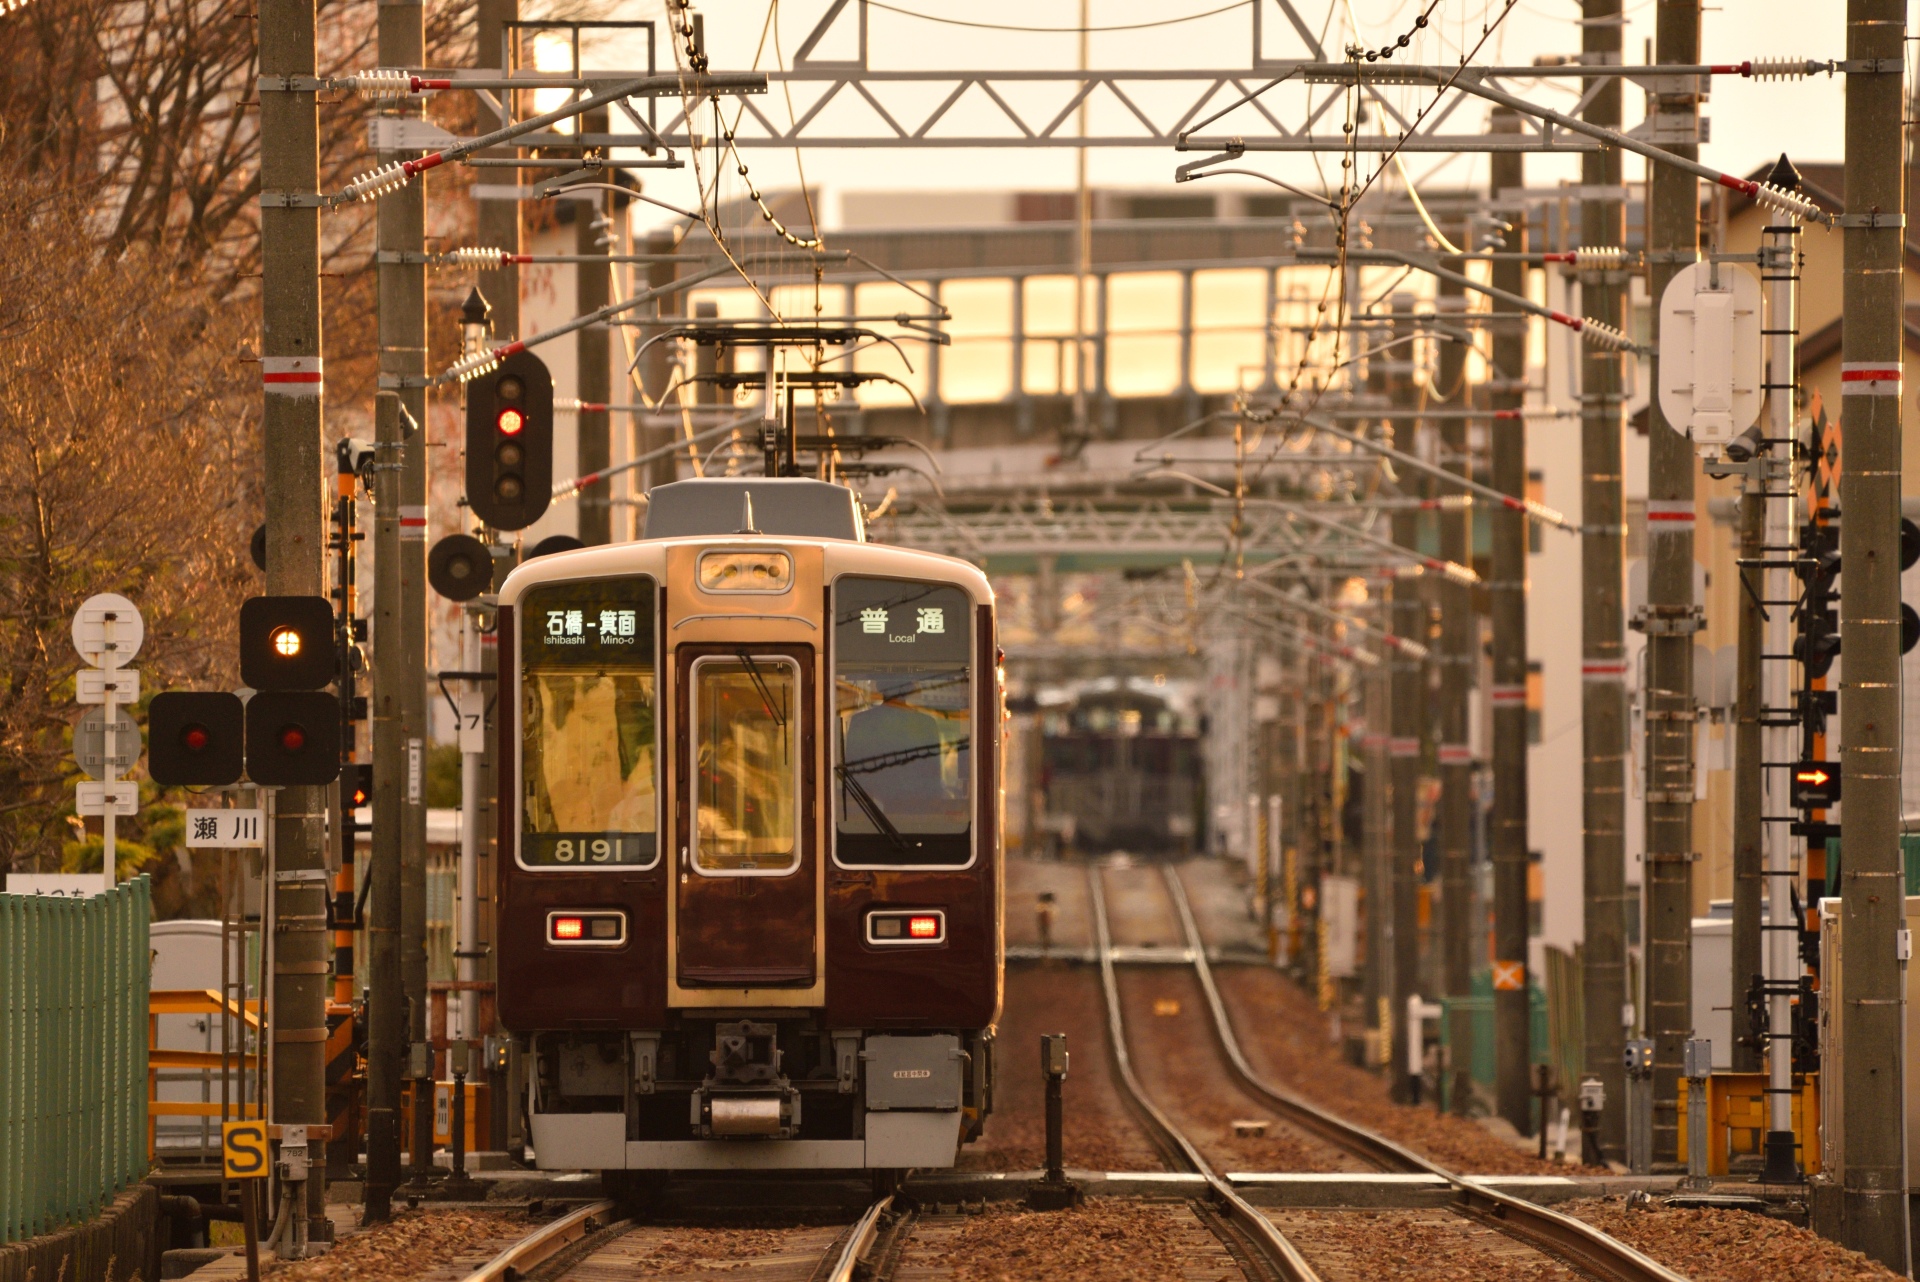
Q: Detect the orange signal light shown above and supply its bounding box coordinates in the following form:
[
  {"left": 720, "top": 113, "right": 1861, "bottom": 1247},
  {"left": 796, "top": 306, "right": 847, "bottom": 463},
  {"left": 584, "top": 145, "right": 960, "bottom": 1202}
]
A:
[
  {"left": 908, "top": 915, "right": 940, "bottom": 940},
  {"left": 552, "top": 916, "right": 584, "bottom": 941}
]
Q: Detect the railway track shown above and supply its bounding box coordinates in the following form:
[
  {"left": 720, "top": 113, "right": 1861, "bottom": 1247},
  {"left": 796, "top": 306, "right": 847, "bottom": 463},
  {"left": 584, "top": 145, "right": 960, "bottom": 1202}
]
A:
[
  {"left": 455, "top": 1194, "right": 904, "bottom": 1282},
  {"left": 1090, "top": 859, "right": 1692, "bottom": 1282}
]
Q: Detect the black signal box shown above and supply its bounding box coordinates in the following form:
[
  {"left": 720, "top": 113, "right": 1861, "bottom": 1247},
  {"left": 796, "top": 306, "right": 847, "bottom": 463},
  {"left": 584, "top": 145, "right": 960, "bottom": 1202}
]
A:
[
  {"left": 246, "top": 691, "right": 342, "bottom": 786},
  {"left": 148, "top": 691, "right": 245, "bottom": 787},
  {"left": 240, "top": 596, "right": 338, "bottom": 691},
  {"left": 1791, "top": 761, "right": 1842, "bottom": 810},
  {"left": 465, "top": 349, "right": 553, "bottom": 531}
]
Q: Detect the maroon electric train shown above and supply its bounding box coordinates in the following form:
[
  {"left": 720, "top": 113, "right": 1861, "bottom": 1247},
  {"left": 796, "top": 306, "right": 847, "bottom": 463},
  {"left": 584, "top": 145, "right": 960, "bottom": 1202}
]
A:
[{"left": 494, "top": 477, "right": 1004, "bottom": 1178}]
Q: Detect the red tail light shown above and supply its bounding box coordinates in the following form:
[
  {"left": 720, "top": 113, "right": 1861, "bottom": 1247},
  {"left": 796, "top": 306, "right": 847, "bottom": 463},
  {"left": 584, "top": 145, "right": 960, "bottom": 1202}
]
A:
[
  {"left": 552, "top": 916, "right": 584, "bottom": 940},
  {"left": 908, "top": 915, "right": 940, "bottom": 939}
]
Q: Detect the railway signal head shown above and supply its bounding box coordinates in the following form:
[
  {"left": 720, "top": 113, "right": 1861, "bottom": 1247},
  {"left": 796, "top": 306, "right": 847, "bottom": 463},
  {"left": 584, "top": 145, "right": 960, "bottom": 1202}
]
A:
[
  {"left": 240, "top": 596, "right": 337, "bottom": 691},
  {"left": 148, "top": 691, "right": 245, "bottom": 787},
  {"left": 429, "top": 533, "right": 495, "bottom": 602},
  {"left": 245, "top": 691, "right": 342, "bottom": 787},
  {"left": 465, "top": 350, "right": 552, "bottom": 531}
]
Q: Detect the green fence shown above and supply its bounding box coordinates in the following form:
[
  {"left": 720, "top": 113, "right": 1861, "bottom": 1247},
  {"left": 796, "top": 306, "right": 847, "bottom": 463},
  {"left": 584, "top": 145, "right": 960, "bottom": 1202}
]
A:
[
  {"left": 0, "top": 878, "right": 150, "bottom": 1246},
  {"left": 1441, "top": 969, "right": 1548, "bottom": 1097}
]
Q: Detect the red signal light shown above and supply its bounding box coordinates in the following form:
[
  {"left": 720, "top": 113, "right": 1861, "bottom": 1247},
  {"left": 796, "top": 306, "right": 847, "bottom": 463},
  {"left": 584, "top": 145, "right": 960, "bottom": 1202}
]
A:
[
  {"left": 908, "top": 915, "right": 940, "bottom": 940},
  {"left": 181, "top": 724, "right": 211, "bottom": 753},
  {"left": 496, "top": 407, "right": 525, "bottom": 436},
  {"left": 552, "top": 916, "right": 584, "bottom": 941},
  {"left": 278, "top": 725, "right": 307, "bottom": 753}
]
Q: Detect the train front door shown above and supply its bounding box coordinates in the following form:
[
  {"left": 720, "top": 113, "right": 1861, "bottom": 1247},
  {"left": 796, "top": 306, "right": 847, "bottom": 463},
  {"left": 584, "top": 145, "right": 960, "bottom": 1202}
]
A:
[{"left": 674, "top": 644, "right": 818, "bottom": 987}]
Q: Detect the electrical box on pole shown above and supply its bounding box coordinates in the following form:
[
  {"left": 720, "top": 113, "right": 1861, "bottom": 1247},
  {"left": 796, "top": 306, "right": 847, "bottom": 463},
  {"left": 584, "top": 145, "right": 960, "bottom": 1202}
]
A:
[
  {"left": 1658, "top": 260, "right": 1763, "bottom": 453},
  {"left": 465, "top": 350, "right": 553, "bottom": 531}
]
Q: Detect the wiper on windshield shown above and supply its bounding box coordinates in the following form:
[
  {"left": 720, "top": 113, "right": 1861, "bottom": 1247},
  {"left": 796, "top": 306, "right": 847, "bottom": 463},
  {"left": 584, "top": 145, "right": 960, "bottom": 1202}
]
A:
[
  {"left": 734, "top": 650, "right": 788, "bottom": 757},
  {"left": 834, "top": 759, "right": 914, "bottom": 854}
]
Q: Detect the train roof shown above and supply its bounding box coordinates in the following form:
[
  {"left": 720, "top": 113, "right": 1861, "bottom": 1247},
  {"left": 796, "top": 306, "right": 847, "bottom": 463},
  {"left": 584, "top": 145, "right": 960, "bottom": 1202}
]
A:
[{"left": 643, "top": 478, "right": 864, "bottom": 542}]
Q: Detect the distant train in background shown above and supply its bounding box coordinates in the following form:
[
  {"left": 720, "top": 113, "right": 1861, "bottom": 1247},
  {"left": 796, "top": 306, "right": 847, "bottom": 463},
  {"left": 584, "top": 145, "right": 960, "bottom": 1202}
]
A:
[{"left": 1034, "top": 681, "right": 1203, "bottom": 855}]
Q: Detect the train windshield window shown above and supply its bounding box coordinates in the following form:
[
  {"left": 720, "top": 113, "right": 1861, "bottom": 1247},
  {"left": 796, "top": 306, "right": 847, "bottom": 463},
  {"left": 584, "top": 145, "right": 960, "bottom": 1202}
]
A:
[
  {"left": 691, "top": 656, "right": 800, "bottom": 874},
  {"left": 832, "top": 577, "right": 972, "bottom": 868},
  {"left": 520, "top": 577, "right": 658, "bottom": 868}
]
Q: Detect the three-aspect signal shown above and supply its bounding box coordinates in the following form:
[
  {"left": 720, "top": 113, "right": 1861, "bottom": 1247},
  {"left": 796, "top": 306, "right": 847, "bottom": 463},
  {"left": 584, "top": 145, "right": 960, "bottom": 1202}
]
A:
[
  {"left": 149, "top": 596, "right": 344, "bottom": 788},
  {"left": 466, "top": 350, "right": 553, "bottom": 530}
]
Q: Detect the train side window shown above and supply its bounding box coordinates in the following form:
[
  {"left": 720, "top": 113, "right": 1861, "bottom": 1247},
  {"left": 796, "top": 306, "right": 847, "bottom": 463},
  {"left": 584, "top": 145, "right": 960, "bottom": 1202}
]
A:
[
  {"left": 831, "top": 576, "right": 973, "bottom": 869},
  {"left": 519, "top": 576, "right": 658, "bottom": 869},
  {"left": 690, "top": 655, "right": 801, "bottom": 875}
]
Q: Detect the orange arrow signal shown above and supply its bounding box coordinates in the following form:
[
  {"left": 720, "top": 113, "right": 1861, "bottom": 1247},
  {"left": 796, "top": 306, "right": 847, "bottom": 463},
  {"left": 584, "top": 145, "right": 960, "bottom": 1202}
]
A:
[{"left": 1796, "top": 768, "right": 1831, "bottom": 787}]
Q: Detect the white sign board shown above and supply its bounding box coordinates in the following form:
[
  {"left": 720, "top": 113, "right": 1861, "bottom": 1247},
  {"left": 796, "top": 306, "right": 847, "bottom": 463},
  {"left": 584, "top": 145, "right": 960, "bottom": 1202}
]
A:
[
  {"left": 184, "top": 809, "right": 266, "bottom": 848},
  {"left": 1321, "top": 873, "right": 1360, "bottom": 979},
  {"left": 70, "top": 594, "right": 144, "bottom": 670},
  {"left": 456, "top": 692, "right": 486, "bottom": 755},
  {"left": 4, "top": 874, "right": 107, "bottom": 899},
  {"left": 76, "top": 668, "right": 139, "bottom": 705},
  {"left": 1658, "top": 260, "right": 1763, "bottom": 451},
  {"left": 76, "top": 781, "right": 139, "bottom": 817}
]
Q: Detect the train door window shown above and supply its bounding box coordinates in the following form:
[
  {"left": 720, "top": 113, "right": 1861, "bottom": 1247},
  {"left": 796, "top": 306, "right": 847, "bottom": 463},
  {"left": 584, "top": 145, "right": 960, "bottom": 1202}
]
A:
[
  {"left": 519, "top": 577, "right": 658, "bottom": 869},
  {"left": 689, "top": 654, "right": 801, "bottom": 875},
  {"left": 831, "top": 576, "right": 973, "bottom": 868}
]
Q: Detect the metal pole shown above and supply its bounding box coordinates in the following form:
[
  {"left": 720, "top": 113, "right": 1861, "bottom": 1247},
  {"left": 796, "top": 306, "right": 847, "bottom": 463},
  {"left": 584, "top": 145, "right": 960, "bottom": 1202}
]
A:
[
  {"left": 1757, "top": 206, "right": 1803, "bottom": 1184},
  {"left": 1362, "top": 645, "right": 1391, "bottom": 1063},
  {"left": 1642, "top": 0, "right": 1702, "bottom": 1170},
  {"left": 1839, "top": 0, "right": 1913, "bottom": 1263},
  {"left": 576, "top": 109, "right": 613, "bottom": 546},
  {"left": 259, "top": 0, "right": 330, "bottom": 1238},
  {"left": 457, "top": 617, "right": 482, "bottom": 1045},
  {"left": 1730, "top": 481, "right": 1764, "bottom": 1075},
  {"left": 473, "top": 0, "right": 515, "bottom": 1162},
  {"left": 1579, "top": 0, "right": 1630, "bottom": 1164},
  {"left": 1434, "top": 256, "right": 1475, "bottom": 1116},
  {"left": 641, "top": 229, "right": 680, "bottom": 494},
  {"left": 1387, "top": 295, "right": 1422, "bottom": 1103},
  {"left": 365, "top": 393, "right": 404, "bottom": 1222},
  {"left": 1487, "top": 107, "right": 1533, "bottom": 1136}
]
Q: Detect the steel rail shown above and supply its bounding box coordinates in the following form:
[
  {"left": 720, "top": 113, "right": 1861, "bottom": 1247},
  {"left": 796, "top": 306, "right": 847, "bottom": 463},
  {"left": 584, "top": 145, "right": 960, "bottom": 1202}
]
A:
[
  {"left": 456, "top": 1200, "right": 622, "bottom": 1282},
  {"left": 823, "top": 1196, "right": 896, "bottom": 1282},
  {"left": 1087, "top": 867, "right": 1324, "bottom": 1282},
  {"left": 1158, "top": 866, "right": 1690, "bottom": 1282}
]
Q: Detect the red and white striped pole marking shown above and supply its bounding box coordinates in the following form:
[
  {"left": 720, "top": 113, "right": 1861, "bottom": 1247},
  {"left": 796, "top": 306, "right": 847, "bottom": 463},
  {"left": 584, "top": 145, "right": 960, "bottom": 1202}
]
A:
[
  {"left": 1388, "top": 737, "right": 1421, "bottom": 758},
  {"left": 1646, "top": 499, "right": 1696, "bottom": 531},
  {"left": 262, "top": 356, "right": 323, "bottom": 397},
  {"left": 1841, "top": 362, "right": 1902, "bottom": 397},
  {"left": 1582, "top": 659, "right": 1630, "bottom": 683},
  {"left": 1437, "top": 743, "right": 1473, "bottom": 767},
  {"left": 1488, "top": 684, "right": 1528, "bottom": 708},
  {"left": 399, "top": 506, "right": 428, "bottom": 542}
]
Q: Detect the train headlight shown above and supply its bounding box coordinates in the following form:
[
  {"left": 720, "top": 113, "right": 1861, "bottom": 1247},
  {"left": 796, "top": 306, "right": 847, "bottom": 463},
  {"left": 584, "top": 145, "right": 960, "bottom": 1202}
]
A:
[{"left": 697, "top": 550, "right": 793, "bottom": 593}]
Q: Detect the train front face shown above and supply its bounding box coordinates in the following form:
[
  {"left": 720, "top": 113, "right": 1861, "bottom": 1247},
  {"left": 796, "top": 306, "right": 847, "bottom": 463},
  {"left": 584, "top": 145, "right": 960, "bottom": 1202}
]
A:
[{"left": 496, "top": 534, "right": 1003, "bottom": 1175}]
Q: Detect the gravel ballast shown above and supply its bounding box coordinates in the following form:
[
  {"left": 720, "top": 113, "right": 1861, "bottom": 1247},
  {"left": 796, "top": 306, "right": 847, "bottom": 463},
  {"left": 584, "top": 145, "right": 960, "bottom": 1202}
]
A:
[
  {"left": 265, "top": 1209, "right": 532, "bottom": 1281},
  {"left": 959, "top": 965, "right": 1163, "bottom": 1172},
  {"left": 894, "top": 1199, "right": 1241, "bottom": 1282},
  {"left": 1564, "top": 1198, "right": 1905, "bottom": 1282}
]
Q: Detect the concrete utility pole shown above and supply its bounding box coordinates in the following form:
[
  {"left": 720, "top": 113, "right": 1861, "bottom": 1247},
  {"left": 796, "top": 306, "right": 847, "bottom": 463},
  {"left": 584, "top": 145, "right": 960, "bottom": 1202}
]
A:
[
  {"left": 1433, "top": 261, "right": 1475, "bottom": 1116},
  {"left": 576, "top": 109, "right": 613, "bottom": 546},
  {"left": 473, "top": 0, "right": 516, "bottom": 1157},
  {"left": 1578, "top": 0, "right": 1630, "bottom": 1162},
  {"left": 1487, "top": 108, "right": 1533, "bottom": 1135},
  {"left": 1729, "top": 486, "right": 1763, "bottom": 1074},
  {"left": 1641, "top": 0, "right": 1702, "bottom": 1168},
  {"left": 1362, "top": 644, "right": 1391, "bottom": 1058},
  {"left": 259, "top": 0, "right": 330, "bottom": 1239},
  {"left": 1386, "top": 294, "right": 1423, "bottom": 1103},
  {"left": 1839, "top": 0, "right": 1912, "bottom": 1265},
  {"left": 366, "top": 0, "right": 431, "bottom": 1215}
]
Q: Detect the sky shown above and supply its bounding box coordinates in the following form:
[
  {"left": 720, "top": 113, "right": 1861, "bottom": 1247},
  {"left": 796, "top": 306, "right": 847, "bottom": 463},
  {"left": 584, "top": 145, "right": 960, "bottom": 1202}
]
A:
[{"left": 560, "top": 0, "right": 1882, "bottom": 237}]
